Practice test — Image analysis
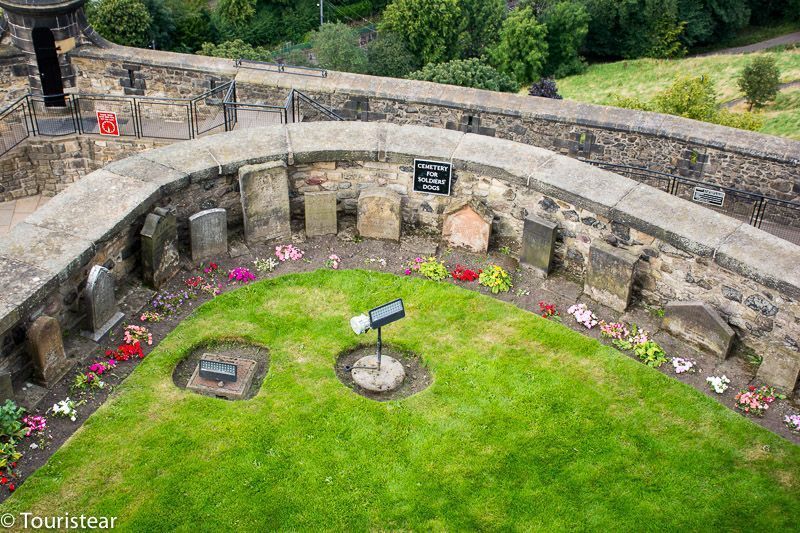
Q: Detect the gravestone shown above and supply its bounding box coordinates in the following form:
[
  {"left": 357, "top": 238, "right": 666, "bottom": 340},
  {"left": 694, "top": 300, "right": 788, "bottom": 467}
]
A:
[
  {"left": 27, "top": 315, "right": 71, "bottom": 387},
  {"left": 0, "top": 372, "right": 13, "bottom": 402},
  {"left": 357, "top": 188, "right": 401, "bottom": 241},
  {"left": 304, "top": 191, "right": 338, "bottom": 236},
  {"left": 82, "top": 265, "right": 125, "bottom": 342},
  {"left": 521, "top": 214, "right": 558, "bottom": 276},
  {"left": 441, "top": 198, "right": 493, "bottom": 253},
  {"left": 585, "top": 242, "right": 638, "bottom": 312},
  {"left": 189, "top": 208, "right": 228, "bottom": 262},
  {"left": 141, "top": 206, "right": 179, "bottom": 290},
  {"left": 239, "top": 162, "right": 291, "bottom": 244},
  {"left": 757, "top": 348, "right": 800, "bottom": 397},
  {"left": 661, "top": 301, "right": 735, "bottom": 359}
]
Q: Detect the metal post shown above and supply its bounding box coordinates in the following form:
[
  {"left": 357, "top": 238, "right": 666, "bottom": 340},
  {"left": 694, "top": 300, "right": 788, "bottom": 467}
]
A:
[
  {"left": 319, "top": 0, "right": 324, "bottom": 27},
  {"left": 376, "top": 327, "right": 382, "bottom": 370}
]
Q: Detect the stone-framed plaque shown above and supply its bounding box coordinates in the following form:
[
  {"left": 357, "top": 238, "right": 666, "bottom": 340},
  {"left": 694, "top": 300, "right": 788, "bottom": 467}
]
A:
[{"left": 413, "top": 159, "right": 452, "bottom": 196}]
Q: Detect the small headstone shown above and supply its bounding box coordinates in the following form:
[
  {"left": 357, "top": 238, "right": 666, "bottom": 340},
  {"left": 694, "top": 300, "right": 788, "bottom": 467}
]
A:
[
  {"left": 82, "top": 265, "right": 125, "bottom": 342},
  {"left": 141, "top": 207, "right": 179, "bottom": 290},
  {"left": 585, "top": 242, "right": 638, "bottom": 312},
  {"left": 757, "top": 347, "right": 800, "bottom": 397},
  {"left": 186, "top": 353, "right": 257, "bottom": 401},
  {"left": 357, "top": 188, "right": 402, "bottom": 241},
  {"left": 239, "top": 162, "right": 291, "bottom": 244},
  {"left": 304, "top": 191, "right": 338, "bottom": 236},
  {"left": 0, "top": 372, "right": 14, "bottom": 403},
  {"left": 189, "top": 208, "right": 228, "bottom": 262},
  {"left": 27, "top": 315, "right": 72, "bottom": 388},
  {"left": 521, "top": 214, "right": 558, "bottom": 276},
  {"left": 661, "top": 301, "right": 735, "bottom": 359},
  {"left": 441, "top": 198, "right": 493, "bottom": 253}
]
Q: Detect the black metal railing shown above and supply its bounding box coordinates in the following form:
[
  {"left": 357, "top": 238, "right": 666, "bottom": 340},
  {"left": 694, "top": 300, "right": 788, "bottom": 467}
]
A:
[
  {"left": 0, "top": 95, "right": 32, "bottom": 158},
  {"left": 582, "top": 159, "right": 800, "bottom": 245},
  {"left": 235, "top": 58, "right": 328, "bottom": 78}
]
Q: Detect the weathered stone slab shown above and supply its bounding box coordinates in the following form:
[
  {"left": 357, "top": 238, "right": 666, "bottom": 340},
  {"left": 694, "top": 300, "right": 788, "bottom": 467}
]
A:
[
  {"left": 141, "top": 207, "right": 179, "bottom": 290},
  {"left": 357, "top": 188, "right": 401, "bottom": 241},
  {"left": 521, "top": 214, "right": 558, "bottom": 276},
  {"left": 757, "top": 348, "right": 800, "bottom": 397},
  {"left": 585, "top": 242, "right": 638, "bottom": 312},
  {"left": 661, "top": 301, "right": 735, "bottom": 359},
  {"left": 304, "top": 191, "right": 338, "bottom": 236},
  {"left": 0, "top": 372, "right": 14, "bottom": 403},
  {"left": 441, "top": 198, "right": 492, "bottom": 253},
  {"left": 189, "top": 208, "right": 228, "bottom": 262},
  {"left": 239, "top": 161, "right": 290, "bottom": 244},
  {"left": 82, "top": 265, "right": 124, "bottom": 342},
  {"left": 27, "top": 315, "right": 71, "bottom": 387}
]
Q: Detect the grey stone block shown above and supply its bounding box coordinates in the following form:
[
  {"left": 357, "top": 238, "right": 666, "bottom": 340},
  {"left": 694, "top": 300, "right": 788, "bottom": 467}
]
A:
[
  {"left": 239, "top": 161, "right": 290, "bottom": 244},
  {"left": 304, "top": 191, "right": 338, "bottom": 237},
  {"left": 521, "top": 214, "right": 558, "bottom": 276},
  {"left": 189, "top": 208, "right": 228, "bottom": 262},
  {"left": 0, "top": 372, "right": 13, "bottom": 403},
  {"left": 585, "top": 242, "right": 638, "bottom": 312},
  {"left": 141, "top": 207, "right": 179, "bottom": 290},
  {"left": 27, "top": 315, "right": 71, "bottom": 388},
  {"left": 757, "top": 347, "right": 800, "bottom": 397},
  {"left": 661, "top": 301, "right": 735, "bottom": 360},
  {"left": 357, "top": 188, "right": 401, "bottom": 241},
  {"left": 82, "top": 265, "right": 124, "bottom": 343}
]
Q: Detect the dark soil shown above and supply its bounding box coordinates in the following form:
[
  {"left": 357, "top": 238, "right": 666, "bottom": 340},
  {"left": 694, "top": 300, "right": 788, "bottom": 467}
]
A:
[
  {"left": 3, "top": 215, "right": 798, "bottom": 502},
  {"left": 172, "top": 342, "right": 269, "bottom": 401},
  {"left": 335, "top": 345, "right": 432, "bottom": 401}
]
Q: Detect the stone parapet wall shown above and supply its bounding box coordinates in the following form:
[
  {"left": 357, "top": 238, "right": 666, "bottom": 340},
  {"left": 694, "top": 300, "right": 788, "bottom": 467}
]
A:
[
  {"left": 67, "top": 44, "right": 800, "bottom": 204},
  {"left": 0, "top": 135, "right": 167, "bottom": 201},
  {"left": 0, "top": 47, "right": 28, "bottom": 108},
  {"left": 0, "top": 123, "right": 797, "bottom": 384}
]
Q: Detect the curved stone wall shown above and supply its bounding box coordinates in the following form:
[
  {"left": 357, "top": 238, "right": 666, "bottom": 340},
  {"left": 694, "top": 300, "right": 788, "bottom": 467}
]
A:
[{"left": 0, "top": 122, "right": 798, "bottom": 382}]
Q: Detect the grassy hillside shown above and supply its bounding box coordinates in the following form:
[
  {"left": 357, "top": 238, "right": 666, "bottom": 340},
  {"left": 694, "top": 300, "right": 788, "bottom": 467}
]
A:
[{"left": 557, "top": 48, "right": 800, "bottom": 140}]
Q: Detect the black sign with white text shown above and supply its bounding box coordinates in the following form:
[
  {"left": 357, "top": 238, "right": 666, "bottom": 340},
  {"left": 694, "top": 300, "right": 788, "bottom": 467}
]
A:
[{"left": 413, "top": 159, "right": 452, "bottom": 196}]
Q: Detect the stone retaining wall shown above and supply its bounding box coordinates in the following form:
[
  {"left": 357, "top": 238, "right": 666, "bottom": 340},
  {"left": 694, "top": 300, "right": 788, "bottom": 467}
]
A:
[
  {"left": 0, "top": 123, "right": 797, "bottom": 384},
  {"left": 67, "top": 44, "right": 800, "bottom": 204}
]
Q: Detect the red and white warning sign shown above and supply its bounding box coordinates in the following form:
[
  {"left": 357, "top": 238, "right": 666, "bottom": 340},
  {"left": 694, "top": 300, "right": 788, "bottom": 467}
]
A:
[{"left": 96, "top": 111, "right": 120, "bottom": 136}]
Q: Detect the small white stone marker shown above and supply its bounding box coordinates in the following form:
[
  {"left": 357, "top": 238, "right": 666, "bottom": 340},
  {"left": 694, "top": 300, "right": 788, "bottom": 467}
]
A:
[{"left": 351, "top": 355, "right": 406, "bottom": 392}]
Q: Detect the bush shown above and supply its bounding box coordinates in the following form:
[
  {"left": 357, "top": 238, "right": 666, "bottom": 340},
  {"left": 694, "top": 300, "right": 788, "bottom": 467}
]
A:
[
  {"left": 489, "top": 6, "right": 548, "bottom": 85},
  {"left": 541, "top": 1, "right": 589, "bottom": 78},
  {"left": 198, "top": 39, "right": 272, "bottom": 61},
  {"left": 88, "top": 0, "right": 153, "bottom": 48},
  {"left": 380, "top": 0, "right": 463, "bottom": 65},
  {"left": 528, "top": 78, "right": 563, "bottom": 99},
  {"left": 310, "top": 23, "right": 367, "bottom": 73},
  {"left": 654, "top": 75, "right": 719, "bottom": 122},
  {"left": 367, "top": 33, "right": 419, "bottom": 78},
  {"left": 715, "top": 109, "right": 763, "bottom": 131},
  {"left": 215, "top": 0, "right": 256, "bottom": 31},
  {"left": 408, "top": 58, "right": 518, "bottom": 93},
  {"left": 738, "top": 55, "right": 781, "bottom": 111},
  {"left": 609, "top": 94, "right": 655, "bottom": 111}
]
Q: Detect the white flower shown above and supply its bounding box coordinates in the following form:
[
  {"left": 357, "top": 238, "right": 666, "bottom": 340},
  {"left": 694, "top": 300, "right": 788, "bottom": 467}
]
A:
[{"left": 30, "top": 443, "right": 38, "bottom": 449}]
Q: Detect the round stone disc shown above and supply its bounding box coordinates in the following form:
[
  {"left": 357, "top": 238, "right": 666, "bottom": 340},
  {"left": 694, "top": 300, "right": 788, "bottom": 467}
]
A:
[{"left": 351, "top": 355, "right": 406, "bottom": 392}]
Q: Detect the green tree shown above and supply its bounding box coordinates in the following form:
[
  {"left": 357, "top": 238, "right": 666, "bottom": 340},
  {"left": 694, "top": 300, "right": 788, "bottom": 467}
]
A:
[
  {"left": 367, "top": 33, "right": 419, "bottom": 78},
  {"left": 542, "top": 1, "right": 589, "bottom": 78},
  {"left": 738, "top": 55, "right": 781, "bottom": 111},
  {"left": 168, "top": 0, "right": 215, "bottom": 53},
  {"left": 380, "top": 0, "right": 463, "bottom": 65},
  {"left": 88, "top": 0, "right": 152, "bottom": 48},
  {"left": 310, "top": 23, "right": 368, "bottom": 73},
  {"left": 141, "top": 0, "right": 175, "bottom": 49},
  {"left": 654, "top": 75, "right": 718, "bottom": 121},
  {"left": 198, "top": 39, "right": 271, "bottom": 61},
  {"left": 489, "top": 7, "right": 548, "bottom": 84},
  {"left": 407, "top": 57, "right": 519, "bottom": 93},
  {"left": 459, "top": 0, "right": 506, "bottom": 57},
  {"left": 215, "top": 0, "right": 256, "bottom": 31}
]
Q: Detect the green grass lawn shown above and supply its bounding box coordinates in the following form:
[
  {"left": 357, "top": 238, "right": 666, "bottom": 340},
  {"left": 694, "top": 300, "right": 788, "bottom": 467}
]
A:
[
  {"left": 558, "top": 49, "right": 800, "bottom": 105},
  {"left": 3, "top": 270, "right": 798, "bottom": 530},
  {"left": 759, "top": 86, "right": 800, "bottom": 140}
]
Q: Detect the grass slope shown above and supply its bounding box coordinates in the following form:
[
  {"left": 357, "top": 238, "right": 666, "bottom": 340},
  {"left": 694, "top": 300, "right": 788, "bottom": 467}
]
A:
[{"left": 3, "top": 270, "right": 798, "bottom": 530}]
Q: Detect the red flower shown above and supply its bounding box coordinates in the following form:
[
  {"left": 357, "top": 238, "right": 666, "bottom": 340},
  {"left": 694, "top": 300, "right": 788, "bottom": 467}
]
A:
[
  {"left": 749, "top": 386, "right": 756, "bottom": 391},
  {"left": 1, "top": 477, "right": 7, "bottom": 485},
  {"left": 8, "top": 484, "right": 15, "bottom": 492}
]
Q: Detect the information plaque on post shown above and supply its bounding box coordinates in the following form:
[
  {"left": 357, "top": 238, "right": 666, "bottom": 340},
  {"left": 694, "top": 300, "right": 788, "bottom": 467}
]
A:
[{"left": 413, "top": 159, "right": 452, "bottom": 196}]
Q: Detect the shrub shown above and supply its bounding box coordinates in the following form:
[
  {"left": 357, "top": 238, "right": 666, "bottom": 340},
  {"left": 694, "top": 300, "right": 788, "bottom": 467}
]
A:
[
  {"left": 310, "top": 23, "right": 368, "bottom": 74},
  {"left": 198, "top": 39, "right": 271, "bottom": 61},
  {"left": 489, "top": 6, "right": 548, "bottom": 85},
  {"left": 541, "top": 1, "right": 589, "bottom": 78},
  {"left": 380, "top": 0, "right": 463, "bottom": 65},
  {"left": 714, "top": 109, "right": 763, "bottom": 131},
  {"left": 654, "top": 75, "right": 718, "bottom": 122},
  {"left": 88, "top": 0, "right": 153, "bottom": 48},
  {"left": 738, "top": 55, "right": 781, "bottom": 111},
  {"left": 479, "top": 265, "right": 513, "bottom": 294},
  {"left": 528, "top": 78, "right": 563, "bottom": 99},
  {"left": 367, "top": 33, "right": 419, "bottom": 78},
  {"left": 408, "top": 58, "right": 518, "bottom": 93}
]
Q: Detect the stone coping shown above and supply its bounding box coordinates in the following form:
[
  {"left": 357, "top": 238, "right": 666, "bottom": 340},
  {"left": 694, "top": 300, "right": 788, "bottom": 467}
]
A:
[
  {"left": 1, "top": 122, "right": 798, "bottom": 338},
  {"left": 69, "top": 44, "right": 800, "bottom": 165}
]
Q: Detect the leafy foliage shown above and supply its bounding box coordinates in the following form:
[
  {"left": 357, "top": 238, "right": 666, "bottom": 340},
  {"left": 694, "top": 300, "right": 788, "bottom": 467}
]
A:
[
  {"left": 367, "top": 33, "right": 420, "bottom": 78},
  {"left": 541, "top": 1, "right": 589, "bottom": 78},
  {"left": 198, "top": 39, "right": 272, "bottom": 61},
  {"left": 458, "top": 0, "right": 506, "bottom": 58},
  {"left": 88, "top": 0, "right": 153, "bottom": 48},
  {"left": 310, "top": 23, "right": 368, "bottom": 74},
  {"left": 215, "top": 0, "right": 256, "bottom": 31},
  {"left": 408, "top": 58, "right": 519, "bottom": 93},
  {"left": 0, "top": 400, "right": 24, "bottom": 440},
  {"left": 738, "top": 55, "right": 781, "bottom": 110},
  {"left": 380, "top": 0, "right": 463, "bottom": 65},
  {"left": 489, "top": 7, "right": 549, "bottom": 84},
  {"left": 528, "top": 78, "right": 563, "bottom": 99}
]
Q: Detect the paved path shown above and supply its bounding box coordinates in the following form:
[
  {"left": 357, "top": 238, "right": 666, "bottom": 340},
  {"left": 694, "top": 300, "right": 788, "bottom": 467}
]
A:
[
  {"left": 696, "top": 31, "right": 800, "bottom": 56},
  {"left": 0, "top": 195, "right": 48, "bottom": 236}
]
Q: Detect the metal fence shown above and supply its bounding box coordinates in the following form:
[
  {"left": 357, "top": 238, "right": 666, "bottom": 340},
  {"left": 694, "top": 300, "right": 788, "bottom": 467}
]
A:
[
  {"left": 0, "top": 96, "right": 31, "bottom": 157},
  {"left": 235, "top": 58, "right": 328, "bottom": 78},
  {"left": 582, "top": 160, "right": 800, "bottom": 245}
]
